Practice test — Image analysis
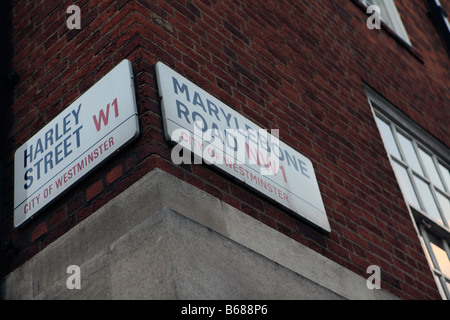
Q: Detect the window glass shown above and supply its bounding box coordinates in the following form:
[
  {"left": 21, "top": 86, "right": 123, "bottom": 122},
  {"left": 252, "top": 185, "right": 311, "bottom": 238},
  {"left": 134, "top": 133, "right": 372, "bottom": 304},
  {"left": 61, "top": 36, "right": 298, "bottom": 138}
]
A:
[
  {"left": 419, "top": 148, "right": 444, "bottom": 190},
  {"left": 359, "top": 0, "right": 411, "bottom": 45},
  {"left": 421, "top": 232, "right": 449, "bottom": 299},
  {"left": 397, "top": 132, "right": 424, "bottom": 175},
  {"left": 369, "top": 90, "right": 450, "bottom": 299},
  {"left": 429, "top": 234, "right": 450, "bottom": 277},
  {"left": 414, "top": 176, "right": 443, "bottom": 224},
  {"left": 392, "top": 161, "right": 420, "bottom": 208},
  {"left": 375, "top": 117, "right": 402, "bottom": 160},
  {"left": 439, "top": 163, "right": 450, "bottom": 191},
  {"left": 436, "top": 191, "right": 450, "bottom": 226},
  {"left": 435, "top": 275, "right": 446, "bottom": 298},
  {"left": 373, "top": 0, "right": 395, "bottom": 29}
]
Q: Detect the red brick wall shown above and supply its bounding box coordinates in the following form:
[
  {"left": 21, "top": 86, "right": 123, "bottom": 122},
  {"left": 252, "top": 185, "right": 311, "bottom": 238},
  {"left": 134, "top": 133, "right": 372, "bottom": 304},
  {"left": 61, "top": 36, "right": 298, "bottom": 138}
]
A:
[{"left": 2, "top": 0, "right": 448, "bottom": 299}]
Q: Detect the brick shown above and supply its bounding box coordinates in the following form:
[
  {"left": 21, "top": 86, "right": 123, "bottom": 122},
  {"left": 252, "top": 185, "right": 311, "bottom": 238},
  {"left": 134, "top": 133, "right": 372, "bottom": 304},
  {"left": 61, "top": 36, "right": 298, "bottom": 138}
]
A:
[
  {"left": 185, "top": 173, "right": 204, "bottom": 190},
  {"left": 31, "top": 222, "right": 48, "bottom": 242},
  {"left": 192, "top": 165, "right": 229, "bottom": 192},
  {"left": 79, "top": 72, "right": 96, "bottom": 93},
  {"left": 106, "top": 165, "right": 123, "bottom": 185},
  {"left": 204, "top": 184, "right": 223, "bottom": 200},
  {"left": 3, "top": 0, "right": 448, "bottom": 300},
  {"left": 86, "top": 179, "right": 104, "bottom": 202},
  {"left": 222, "top": 194, "right": 240, "bottom": 211},
  {"left": 49, "top": 208, "right": 67, "bottom": 229},
  {"left": 230, "top": 185, "right": 264, "bottom": 211}
]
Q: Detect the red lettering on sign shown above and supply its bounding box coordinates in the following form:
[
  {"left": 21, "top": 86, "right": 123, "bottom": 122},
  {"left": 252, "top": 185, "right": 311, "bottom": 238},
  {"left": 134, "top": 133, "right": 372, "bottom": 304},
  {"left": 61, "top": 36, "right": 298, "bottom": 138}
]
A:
[{"left": 93, "top": 98, "right": 119, "bottom": 132}]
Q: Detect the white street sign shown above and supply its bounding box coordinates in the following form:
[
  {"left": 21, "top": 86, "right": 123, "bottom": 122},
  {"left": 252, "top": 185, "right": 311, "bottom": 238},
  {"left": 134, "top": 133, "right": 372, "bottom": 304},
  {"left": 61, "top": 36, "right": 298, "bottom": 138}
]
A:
[
  {"left": 156, "top": 62, "right": 330, "bottom": 232},
  {"left": 14, "top": 59, "right": 139, "bottom": 227}
]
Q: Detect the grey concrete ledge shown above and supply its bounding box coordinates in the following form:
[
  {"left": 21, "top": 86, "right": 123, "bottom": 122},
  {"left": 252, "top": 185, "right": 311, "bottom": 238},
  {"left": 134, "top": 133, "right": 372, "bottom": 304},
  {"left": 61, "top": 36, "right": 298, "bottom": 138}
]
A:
[{"left": 1, "top": 168, "right": 398, "bottom": 300}]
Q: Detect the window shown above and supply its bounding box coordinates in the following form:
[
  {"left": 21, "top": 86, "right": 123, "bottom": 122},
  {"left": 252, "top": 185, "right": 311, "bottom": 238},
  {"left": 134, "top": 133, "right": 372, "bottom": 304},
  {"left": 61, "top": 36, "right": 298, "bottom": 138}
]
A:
[
  {"left": 421, "top": 227, "right": 450, "bottom": 299},
  {"left": 367, "top": 87, "right": 450, "bottom": 299},
  {"left": 360, "top": 0, "right": 412, "bottom": 45},
  {"left": 427, "top": 0, "right": 450, "bottom": 55}
]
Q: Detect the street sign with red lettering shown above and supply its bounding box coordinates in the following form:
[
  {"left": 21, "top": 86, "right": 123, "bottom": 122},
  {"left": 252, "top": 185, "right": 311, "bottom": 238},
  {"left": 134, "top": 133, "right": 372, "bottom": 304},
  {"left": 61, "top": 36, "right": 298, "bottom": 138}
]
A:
[
  {"left": 14, "top": 59, "right": 139, "bottom": 227},
  {"left": 156, "top": 62, "right": 330, "bottom": 233}
]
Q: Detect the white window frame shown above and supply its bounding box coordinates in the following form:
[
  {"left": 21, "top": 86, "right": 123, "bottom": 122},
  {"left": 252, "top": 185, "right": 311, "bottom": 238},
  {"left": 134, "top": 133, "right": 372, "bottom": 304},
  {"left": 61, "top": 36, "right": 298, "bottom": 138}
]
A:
[
  {"left": 366, "top": 86, "right": 450, "bottom": 299},
  {"left": 360, "top": 0, "right": 412, "bottom": 45}
]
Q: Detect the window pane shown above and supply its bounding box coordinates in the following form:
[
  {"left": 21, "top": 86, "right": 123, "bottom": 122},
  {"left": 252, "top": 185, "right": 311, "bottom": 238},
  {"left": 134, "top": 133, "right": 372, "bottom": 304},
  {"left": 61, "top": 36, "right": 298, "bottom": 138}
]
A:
[
  {"left": 436, "top": 191, "right": 450, "bottom": 226},
  {"left": 429, "top": 235, "right": 450, "bottom": 278},
  {"left": 375, "top": 117, "right": 402, "bottom": 160},
  {"left": 374, "top": 0, "right": 395, "bottom": 29},
  {"left": 414, "top": 176, "right": 443, "bottom": 224},
  {"left": 422, "top": 233, "right": 449, "bottom": 299},
  {"left": 397, "top": 132, "right": 424, "bottom": 175},
  {"left": 433, "top": 274, "right": 448, "bottom": 300},
  {"left": 439, "top": 163, "right": 450, "bottom": 192},
  {"left": 446, "top": 280, "right": 450, "bottom": 297},
  {"left": 392, "top": 161, "right": 420, "bottom": 208},
  {"left": 419, "top": 148, "right": 444, "bottom": 190},
  {"left": 361, "top": 0, "right": 374, "bottom": 5},
  {"left": 361, "top": 0, "right": 411, "bottom": 45}
]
